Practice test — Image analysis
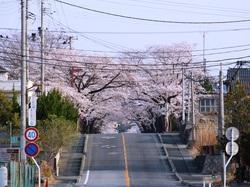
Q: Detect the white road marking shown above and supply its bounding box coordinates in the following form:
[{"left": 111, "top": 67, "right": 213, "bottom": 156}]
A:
[
  {"left": 108, "top": 151, "right": 119, "bottom": 155},
  {"left": 101, "top": 145, "right": 111, "bottom": 148},
  {"left": 101, "top": 136, "right": 116, "bottom": 139},
  {"left": 83, "top": 170, "right": 90, "bottom": 185}
]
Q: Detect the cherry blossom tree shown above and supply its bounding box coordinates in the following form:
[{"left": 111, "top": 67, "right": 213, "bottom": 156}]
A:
[{"left": 0, "top": 32, "right": 208, "bottom": 133}]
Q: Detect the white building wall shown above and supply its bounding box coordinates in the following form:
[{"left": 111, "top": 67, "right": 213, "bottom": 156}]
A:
[
  {"left": 0, "top": 80, "right": 34, "bottom": 105},
  {"left": 0, "top": 72, "right": 8, "bottom": 81}
]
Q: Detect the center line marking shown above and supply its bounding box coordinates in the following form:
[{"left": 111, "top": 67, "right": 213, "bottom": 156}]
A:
[{"left": 122, "top": 134, "right": 131, "bottom": 187}]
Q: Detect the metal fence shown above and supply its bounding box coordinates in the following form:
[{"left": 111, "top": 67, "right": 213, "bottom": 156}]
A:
[{"left": 10, "top": 161, "right": 36, "bottom": 187}]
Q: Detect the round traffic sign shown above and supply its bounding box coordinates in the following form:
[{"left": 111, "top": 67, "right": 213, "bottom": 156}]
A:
[
  {"left": 25, "top": 142, "right": 40, "bottom": 157},
  {"left": 225, "top": 127, "right": 239, "bottom": 141},
  {"left": 225, "top": 142, "right": 239, "bottom": 156},
  {"left": 25, "top": 127, "right": 39, "bottom": 142}
]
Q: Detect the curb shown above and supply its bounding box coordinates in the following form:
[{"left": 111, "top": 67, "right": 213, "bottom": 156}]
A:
[
  {"left": 77, "top": 134, "right": 89, "bottom": 183},
  {"left": 157, "top": 134, "right": 181, "bottom": 180},
  {"left": 157, "top": 133, "right": 207, "bottom": 187}
]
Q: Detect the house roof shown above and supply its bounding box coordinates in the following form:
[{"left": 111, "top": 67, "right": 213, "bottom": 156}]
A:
[{"left": 0, "top": 66, "right": 8, "bottom": 73}]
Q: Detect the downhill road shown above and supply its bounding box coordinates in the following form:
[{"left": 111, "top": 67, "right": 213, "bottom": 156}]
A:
[{"left": 79, "top": 133, "right": 186, "bottom": 187}]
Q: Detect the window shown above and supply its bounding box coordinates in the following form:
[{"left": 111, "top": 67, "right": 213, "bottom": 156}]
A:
[{"left": 199, "top": 98, "right": 217, "bottom": 113}]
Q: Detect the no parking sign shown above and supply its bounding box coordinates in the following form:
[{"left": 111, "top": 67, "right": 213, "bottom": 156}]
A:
[{"left": 25, "top": 143, "right": 40, "bottom": 157}]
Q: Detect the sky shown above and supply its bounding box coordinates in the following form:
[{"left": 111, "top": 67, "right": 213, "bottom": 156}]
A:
[{"left": 1, "top": 0, "right": 250, "bottom": 75}]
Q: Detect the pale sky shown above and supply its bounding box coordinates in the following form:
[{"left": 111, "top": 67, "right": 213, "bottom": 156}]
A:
[{"left": 1, "top": 0, "right": 250, "bottom": 75}]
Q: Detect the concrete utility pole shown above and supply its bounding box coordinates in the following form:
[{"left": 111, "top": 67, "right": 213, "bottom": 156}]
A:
[
  {"left": 182, "top": 67, "right": 185, "bottom": 125},
  {"left": 20, "top": 0, "right": 27, "bottom": 164},
  {"left": 203, "top": 32, "right": 207, "bottom": 74},
  {"left": 219, "top": 64, "right": 225, "bottom": 138},
  {"left": 218, "top": 63, "right": 226, "bottom": 186},
  {"left": 69, "top": 36, "right": 72, "bottom": 50},
  {"left": 187, "top": 80, "right": 191, "bottom": 123},
  {"left": 191, "top": 72, "right": 196, "bottom": 140},
  {"left": 40, "top": 0, "right": 45, "bottom": 92},
  {"left": 26, "top": 0, "right": 29, "bottom": 81}
]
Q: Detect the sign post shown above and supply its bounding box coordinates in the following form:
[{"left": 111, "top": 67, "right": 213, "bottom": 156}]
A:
[
  {"left": 223, "top": 127, "right": 239, "bottom": 187},
  {"left": 26, "top": 95, "right": 40, "bottom": 186},
  {"left": 31, "top": 157, "right": 41, "bottom": 187}
]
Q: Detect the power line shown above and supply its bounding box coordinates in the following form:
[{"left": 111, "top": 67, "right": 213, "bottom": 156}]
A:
[
  {"left": 54, "top": 0, "right": 250, "bottom": 24},
  {"left": 0, "top": 50, "right": 249, "bottom": 68},
  {"left": 1, "top": 45, "right": 250, "bottom": 60},
  {"left": 1, "top": 27, "right": 250, "bottom": 34},
  {"left": 2, "top": 36, "right": 250, "bottom": 54},
  {"left": 130, "top": 0, "right": 250, "bottom": 15},
  {"left": 0, "top": 55, "right": 238, "bottom": 71},
  {"left": 79, "top": 0, "right": 249, "bottom": 19},
  {"left": 46, "top": 13, "right": 132, "bottom": 51}
]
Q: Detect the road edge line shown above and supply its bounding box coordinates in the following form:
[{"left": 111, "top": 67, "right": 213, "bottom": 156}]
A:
[{"left": 83, "top": 170, "right": 90, "bottom": 185}]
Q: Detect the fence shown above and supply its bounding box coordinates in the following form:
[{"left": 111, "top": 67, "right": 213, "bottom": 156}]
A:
[{"left": 9, "top": 161, "right": 36, "bottom": 187}]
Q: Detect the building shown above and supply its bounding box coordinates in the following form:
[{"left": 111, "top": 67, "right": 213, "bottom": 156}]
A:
[
  {"left": 195, "top": 94, "right": 219, "bottom": 130},
  {"left": 192, "top": 94, "right": 219, "bottom": 153},
  {"left": 0, "top": 66, "right": 34, "bottom": 104},
  {"left": 227, "top": 68, "right": 250, "bottom": 94},
  {"left": 0, "top": 66, "right": 8, "bottom": 80}
]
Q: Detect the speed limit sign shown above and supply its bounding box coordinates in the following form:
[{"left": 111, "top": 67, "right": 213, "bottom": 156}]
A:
[{"left": 25, "top": 127, "right": 39, "bottom": 142}]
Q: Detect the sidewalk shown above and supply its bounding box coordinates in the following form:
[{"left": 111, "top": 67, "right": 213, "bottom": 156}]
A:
[
  {"left": 36, "top": 181, "right": 75, "bottom": 187},
  {"left": 230, "top": 181, "right": 250, "bottom": 187}
]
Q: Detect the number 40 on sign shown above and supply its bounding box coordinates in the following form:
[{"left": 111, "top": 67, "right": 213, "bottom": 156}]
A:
[{"left": 25, "top": 127, "right": 39, "bottom": 142}]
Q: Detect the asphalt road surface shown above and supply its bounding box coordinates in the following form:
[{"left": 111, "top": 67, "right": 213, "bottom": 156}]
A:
[{"left": 79, "top": 133, "right": 186, "bottom": 187}]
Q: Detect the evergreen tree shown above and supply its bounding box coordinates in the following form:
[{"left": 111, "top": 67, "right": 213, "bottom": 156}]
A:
[
  {"left": 0, "top": 90, "right": 13, "bottom": 126},
  {"left": 225, "top": 82, "right": 250, "bottom": 168},
  {"left": 0, "top": 90, "right": 20, "bottom": 135},
  {"left": 225, "top": 82, "right": 250, "bottom": 133},
  {"left": 37, "top": 89, "right": 78, "bottom": 122}
]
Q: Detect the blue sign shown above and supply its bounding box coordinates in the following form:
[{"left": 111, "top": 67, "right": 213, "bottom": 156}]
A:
[
  {"left": 25, "top": 143, "right": 39, "bottom": 157},
  {"left": 10, "top": 136, "right": 20, "bottom": 144}
]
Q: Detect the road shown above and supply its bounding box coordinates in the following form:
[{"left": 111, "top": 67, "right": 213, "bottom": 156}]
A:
[{"left": 78, "top": 133, "right": 186, "bottom": 187}]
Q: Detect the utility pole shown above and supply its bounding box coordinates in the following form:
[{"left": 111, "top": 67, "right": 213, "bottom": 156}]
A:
[
  {"left": 26, "top": 0, "right": 29, "bottom": 81},
  {"left": 218, "top": 63, "right": 225, "bottom": 186},
  {"left": 20, "top": 0, "right": 27, "bottom": 164},
  {"left": 203, "top": 32, "right": 206, "bottom": 74},
  {"left": 187, "top": 80, "right": 191, "bottom": 123},
  {"left": 182, "top": 67, "right": 185, "bottom": 125},
  {"left": 40, "top": 0, "right": 45, "bottom": 92},
  {"left": 191, "top": 72, "right": 196, "bottom": 140},
  {"left": 69, "top": 36, "right": 72, "bottom": 50},
  {"left": 219, "top": 63, "right": 225, "bottom": 138}
]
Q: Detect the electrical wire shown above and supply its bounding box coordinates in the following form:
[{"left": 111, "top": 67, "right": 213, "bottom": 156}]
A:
[
  {"left": 0, "top": 55, "right": 236, "bottom": 72},
  {"left": 1, "top": 27, "right": 250, "bottom": 34},
  {"left": 2, "top": 36, "right": 250, "bottom": 54},
  {"left": 1, "top": 45, "right": 250, "bottom": 60},
  {"left": 81, "top": 0, "right": 248, "bottom": 19},
  {"left": 46, "top": 13, "right": 132, "bottom": 51},
  {"left": 54, "top": 0, "right": 250, "bottom": 24},
  {"left": 129, "top": 0, "right": 250, "bottom": 15},
  {"left": 0, "top": 50, "right": 249, "bottom": 69}
]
